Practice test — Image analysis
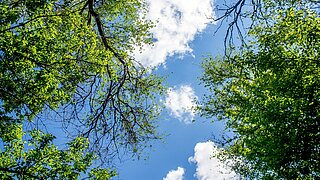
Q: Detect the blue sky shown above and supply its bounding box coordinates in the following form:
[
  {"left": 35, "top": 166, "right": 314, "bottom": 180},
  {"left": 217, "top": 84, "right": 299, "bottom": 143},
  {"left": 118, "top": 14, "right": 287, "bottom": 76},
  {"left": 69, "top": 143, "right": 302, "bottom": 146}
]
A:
[{"left": 117, "top": 0, "right": 238, "bottom": 179}]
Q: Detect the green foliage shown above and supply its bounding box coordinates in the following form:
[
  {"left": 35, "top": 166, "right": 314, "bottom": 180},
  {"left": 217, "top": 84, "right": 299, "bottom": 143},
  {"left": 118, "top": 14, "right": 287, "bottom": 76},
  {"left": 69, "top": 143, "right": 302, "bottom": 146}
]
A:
[
  {"left": 0, "top": 124, "right": 116, "bottom": 179},
  {"left": 200, "top": 8, "right": 320, "bottom": 179},
  {"left": 0, "top": 0, "right": 165, "bottom": 160},
  {"left": 0, "top": 0, "right": 165, "bottom": 178}
]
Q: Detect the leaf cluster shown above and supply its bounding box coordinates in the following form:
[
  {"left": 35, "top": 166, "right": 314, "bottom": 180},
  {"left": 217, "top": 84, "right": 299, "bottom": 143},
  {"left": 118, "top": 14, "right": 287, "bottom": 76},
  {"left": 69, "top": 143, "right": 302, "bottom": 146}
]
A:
[
  {"left": 0, "top": 125, "right": 115, "bottom": 179},
  {"left": 0, "top": 0, "right": 165, "bottom": 178},
  {"left": 200, "top": 8, "right": 320, "bottom": 179}
]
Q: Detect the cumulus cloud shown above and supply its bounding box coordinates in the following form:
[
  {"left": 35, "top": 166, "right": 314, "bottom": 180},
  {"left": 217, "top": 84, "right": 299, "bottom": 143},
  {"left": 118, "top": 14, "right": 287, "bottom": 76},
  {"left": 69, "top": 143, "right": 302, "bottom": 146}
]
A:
[
  {"left": 135, "top": 0, "right": 214, "bottom": 67},
  {"left": 188, "top": 141, "right": 238, "bottom": 180},
  {"left": 163, "top": 167, "right": 185, "bottom": 180},
  {"left": 164, "top": 85, "right": 197, "bottom": 124}
]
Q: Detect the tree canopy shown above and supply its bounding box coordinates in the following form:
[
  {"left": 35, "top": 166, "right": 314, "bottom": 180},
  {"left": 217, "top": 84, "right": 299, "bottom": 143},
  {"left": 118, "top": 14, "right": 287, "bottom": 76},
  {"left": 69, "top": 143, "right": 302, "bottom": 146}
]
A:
[
  {"left": 200, "top": 8, "right": 320, "bottom": 179},
  {"left": 0, "top": 0, "right": 165, "bottom": 178},
  {"left": 0, "top": 124, "right": 116, "bottom": 179}
]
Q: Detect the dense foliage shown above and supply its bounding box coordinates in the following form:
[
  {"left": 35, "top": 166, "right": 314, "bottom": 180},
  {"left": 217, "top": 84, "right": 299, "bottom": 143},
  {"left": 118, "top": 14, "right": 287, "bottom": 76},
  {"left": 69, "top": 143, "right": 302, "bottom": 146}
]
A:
[
  {"left": 0, "top": 124, "right": 116, "bottom": 179},
  {"left": 0, "top": 0, "right": 165, "bottom": 178},
  {"left": 200, "top": 8, "right": 320, "bottom": 178}
]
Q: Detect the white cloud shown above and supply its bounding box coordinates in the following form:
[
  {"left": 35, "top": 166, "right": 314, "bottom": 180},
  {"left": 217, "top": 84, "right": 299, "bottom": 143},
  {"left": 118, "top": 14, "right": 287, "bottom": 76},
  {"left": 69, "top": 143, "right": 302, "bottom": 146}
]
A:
[
  {"left": 188, "top": 141, "right": 238, "bottom": 180},
  {"left": 135, "top": 0, "right": 214, "bottom": 67},
  {"left": 163, "top": 167, "right": 185, "bottom": 180},
  {"left": 164, "top": 85, "right": 197, "bottom": 124}
]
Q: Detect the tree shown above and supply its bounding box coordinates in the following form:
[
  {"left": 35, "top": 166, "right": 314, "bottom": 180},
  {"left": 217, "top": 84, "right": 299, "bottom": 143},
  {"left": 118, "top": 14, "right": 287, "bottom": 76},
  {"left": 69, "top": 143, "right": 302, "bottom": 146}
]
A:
[
  {"left": 0, "top": 123, "right": 116, "bottom": 179},
  {"left": 199, "top": 8, "right": 320, "bottom": 178},
  {"left": 0, "top": 0, "right": 164, "bottom": 162}
]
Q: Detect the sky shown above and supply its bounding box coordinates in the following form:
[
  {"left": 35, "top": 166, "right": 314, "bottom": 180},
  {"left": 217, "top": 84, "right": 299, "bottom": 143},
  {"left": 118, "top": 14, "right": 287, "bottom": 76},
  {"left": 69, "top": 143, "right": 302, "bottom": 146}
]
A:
[{"left": 117, "top": 0, "right": 239, "bottom": 179}]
